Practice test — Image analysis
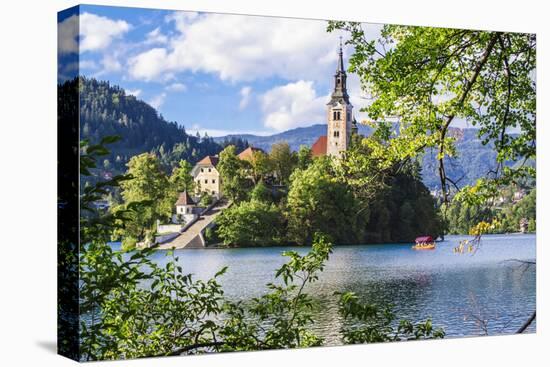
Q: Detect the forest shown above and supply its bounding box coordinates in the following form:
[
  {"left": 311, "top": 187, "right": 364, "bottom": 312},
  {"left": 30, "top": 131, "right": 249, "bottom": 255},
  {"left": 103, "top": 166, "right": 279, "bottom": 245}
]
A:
[{"left": 61, "top": 77, "right": 248, "bottom": 187}]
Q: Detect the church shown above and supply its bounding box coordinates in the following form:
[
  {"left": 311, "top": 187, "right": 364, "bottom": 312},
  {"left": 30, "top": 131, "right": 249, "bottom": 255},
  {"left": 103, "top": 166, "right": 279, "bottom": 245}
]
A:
[{"left": 311, "top": 41, "right": 358, "bottom": 158}]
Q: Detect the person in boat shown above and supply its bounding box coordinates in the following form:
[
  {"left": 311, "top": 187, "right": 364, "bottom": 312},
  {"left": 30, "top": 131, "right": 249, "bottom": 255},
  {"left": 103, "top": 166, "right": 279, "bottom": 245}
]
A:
[{"left": 413, "top": 236, "right": 436, "bottom": 250}]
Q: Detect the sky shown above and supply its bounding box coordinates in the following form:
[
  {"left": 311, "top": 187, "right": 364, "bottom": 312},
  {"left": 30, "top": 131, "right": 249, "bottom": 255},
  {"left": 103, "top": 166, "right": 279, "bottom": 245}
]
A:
[{"left": 58, "top": 4, "right": 385, "bottom": 137}]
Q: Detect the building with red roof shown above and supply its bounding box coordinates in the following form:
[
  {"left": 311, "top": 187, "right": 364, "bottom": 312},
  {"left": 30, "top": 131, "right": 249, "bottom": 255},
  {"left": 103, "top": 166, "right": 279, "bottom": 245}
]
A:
[{"left": 191, "top": 155, "right": 222, "bottom": 198}]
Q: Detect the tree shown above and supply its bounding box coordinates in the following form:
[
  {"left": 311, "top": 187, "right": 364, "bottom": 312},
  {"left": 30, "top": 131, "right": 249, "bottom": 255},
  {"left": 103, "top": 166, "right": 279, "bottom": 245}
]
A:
[
  {"left": 169, "top": 159, "right": 194, "bottom": 193},
  {"left": 296, "top": 145, "right": 312, "bottom": 170},
  {"left": 111, "top": 153, "right": 172, "bottom": 248},
  {"left": 215, "top": 199, "right": 284, "bottom": 246},
  {"left": 270, "top": 142, "right": 297, "bottom": 185},
  {"left": 217, "top": 145, "right": 250, "bottom": 202},
  {"left": 328, "top": 23, "right": 536, "bottom": 206},
  {"left": 248, "top": 150, "right": 273, "bottom": 184},
  {"left": 286, "top": 157, "right": 366, "bottom": 245},
  {"left": 250, "top": 181, "right": 272, "bottom": 203}
]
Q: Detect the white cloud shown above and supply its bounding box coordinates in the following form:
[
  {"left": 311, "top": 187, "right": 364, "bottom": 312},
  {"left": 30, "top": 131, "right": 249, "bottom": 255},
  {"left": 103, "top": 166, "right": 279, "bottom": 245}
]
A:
[
  {"left": 239, "top": 86, "right": 252, "bottom": 110},
  {"left": 100, "top": 54, "right": 122, "bottom": 73},
  {"left": 145, "top": 27, "right": 168, "bottom": 45},
  {"left": 58, "top": 15, "right": 79, "bottom": 54},
  {"left": 79, "top": 60, "right": 98, "bottom": 70},
  {"left": 80, "top": 12, "right": 130, "bottom": 52},
  {"left": 128, "top": 13, "right": 346, "bottom": 82},
  {"left": 128, "top": 48, "right": 169, "bottom": 81},
  {"left": 164, "top": 11, "right": 199, "bottom": 33},
  {"left": 148, "top": 92, "right": 167, "bottom": 109},
  {"left": 126, "top": 89, "right": 142, "bottom": 97},
  {"left": 260, "top": 80, "right": 327, "bottom": 131},
  {"left": 166, "top": 82, "right": 187, "bottom": 92}
]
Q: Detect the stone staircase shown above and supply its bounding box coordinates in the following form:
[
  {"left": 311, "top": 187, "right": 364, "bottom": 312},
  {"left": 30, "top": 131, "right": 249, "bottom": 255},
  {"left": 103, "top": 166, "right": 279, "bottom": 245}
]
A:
[{"left": 158, "top": 200, "right": 230, "bottom": 250}]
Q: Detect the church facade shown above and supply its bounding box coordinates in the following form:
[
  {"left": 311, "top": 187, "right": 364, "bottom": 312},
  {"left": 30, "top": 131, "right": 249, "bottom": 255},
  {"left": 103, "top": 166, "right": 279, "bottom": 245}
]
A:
[{"left": 311, "top": 42, "right": 358, "bottom": 158}]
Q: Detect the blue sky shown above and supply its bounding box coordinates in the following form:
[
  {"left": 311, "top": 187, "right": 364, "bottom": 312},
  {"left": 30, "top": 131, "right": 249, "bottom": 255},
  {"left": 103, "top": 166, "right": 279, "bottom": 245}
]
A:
[{"left": 58, "top": 5, "right": 384, "bottom": 136}]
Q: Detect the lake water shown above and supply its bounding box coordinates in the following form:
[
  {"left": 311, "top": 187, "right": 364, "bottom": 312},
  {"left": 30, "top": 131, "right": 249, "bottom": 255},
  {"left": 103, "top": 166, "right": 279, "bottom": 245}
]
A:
[{"left": 144, "top": 234, "right": 536, "bottom": 344}]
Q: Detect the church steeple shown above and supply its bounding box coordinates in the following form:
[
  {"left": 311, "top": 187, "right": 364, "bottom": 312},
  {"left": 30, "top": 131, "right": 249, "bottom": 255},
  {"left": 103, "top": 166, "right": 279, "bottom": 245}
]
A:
[
  {"left": 329, "top": 38, "right": 350, "bottom": 105},
  {"left": 326, "top": 39, "right": 353, "bottom": 158}
]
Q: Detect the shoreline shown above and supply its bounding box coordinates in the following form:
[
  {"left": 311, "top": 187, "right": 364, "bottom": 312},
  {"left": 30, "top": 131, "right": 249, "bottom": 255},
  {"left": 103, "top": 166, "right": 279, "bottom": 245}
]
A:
[{"left": 151, "top": 232, "right": 536, "bottom": 251}]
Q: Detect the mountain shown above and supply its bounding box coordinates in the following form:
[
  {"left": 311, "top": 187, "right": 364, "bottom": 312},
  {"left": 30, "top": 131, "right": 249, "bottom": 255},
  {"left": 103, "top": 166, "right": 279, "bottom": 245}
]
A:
[
  {"left": 215, "top": 125, "right": 500, "bottom": 189},
  {"left": 213, "top": 124, "right": 373, "bottom": 152},
  {"left": 66, "top": 78, "right": 247, "bottom": 179},
  {"left": 66, "top": 77, "right": 503, "bottom": 190}
]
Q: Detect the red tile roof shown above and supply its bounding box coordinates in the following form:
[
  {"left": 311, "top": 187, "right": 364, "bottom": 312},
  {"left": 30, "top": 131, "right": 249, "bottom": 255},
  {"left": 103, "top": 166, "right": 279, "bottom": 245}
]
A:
[
  {"left": 197, "top": 155, "right": 219, "bottom": 166},
  {"left": 175, "top": 191, "right": 196, "bottom": 206},
  {"left": 237, "top": 146, "right": 265, "bottom": 161},
  {"left": 311, "top": 136, "right": 327, "bottom": 157}
]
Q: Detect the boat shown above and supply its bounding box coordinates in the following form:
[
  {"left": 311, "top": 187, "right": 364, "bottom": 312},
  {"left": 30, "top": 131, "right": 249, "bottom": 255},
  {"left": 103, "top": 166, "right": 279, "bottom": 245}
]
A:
[{"left": 412, "top": 236, "right": 436, "bottom": 250}]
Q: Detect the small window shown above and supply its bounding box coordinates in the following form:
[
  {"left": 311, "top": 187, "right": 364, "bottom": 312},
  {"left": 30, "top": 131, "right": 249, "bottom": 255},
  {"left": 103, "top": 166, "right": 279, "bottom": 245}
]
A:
[
  {"left": 201, "top": 168, "right": 204, "bottom": 173},
  {"left": 208, "top": 168, "right": 211, "bottom": 172},
  {"left": 204, "top": 179, "right": 208, "bottom": 184},
  {"left": 333, "top": 131, "right": 340, "bottom": 138},
  {"left": 212, "top": 179, "right": 216, "bottom": 184}
]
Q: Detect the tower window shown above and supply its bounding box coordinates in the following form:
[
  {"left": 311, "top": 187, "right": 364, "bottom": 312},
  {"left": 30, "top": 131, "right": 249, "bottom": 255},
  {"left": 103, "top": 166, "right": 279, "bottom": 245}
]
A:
[
  {"left": 334, "top": 131, "right": 340, "bottom": 138},
  {"left": 333, "top": 111, "right": 341, "bottom": 120}
]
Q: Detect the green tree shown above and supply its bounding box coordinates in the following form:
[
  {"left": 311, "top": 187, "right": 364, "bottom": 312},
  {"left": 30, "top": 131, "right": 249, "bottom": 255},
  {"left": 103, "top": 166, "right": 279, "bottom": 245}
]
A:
[
  {"left": 328, "top": 23, "right": 536, "bottom": 206},
  {"left": 270, "top": 142, "right": 297, "bottom": 185},
  {"left": 169, "top": 159, "right": 194, "bottom": 193},
  {"left": 215, "top": 199, "right": 284, "bottom": 246},
  {"left": 296, "top": 145, "right": 312, "bottom": 170},
  {"left": 286, "top": 157, "right": 366, "bottom": 244},
  {"left": 250, "top": 181, "right": 272, "bottom": 203},
  {"left": 248, "top": 150, "right": 273, "bottom": 184},
  {"left": 111, "top": 153, "right": 172, "bottom": 248},
  {"left": 217, "top": 145, "right": 250, "bottom": 202}
]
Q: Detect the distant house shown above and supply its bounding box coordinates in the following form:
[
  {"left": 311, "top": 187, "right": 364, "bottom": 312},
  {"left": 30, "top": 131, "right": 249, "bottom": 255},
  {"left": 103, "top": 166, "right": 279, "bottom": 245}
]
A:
[
  {"left": 237, "top": 146, "right": 265, "bottom": 161},
  {"left": 173, "top": 191, "right": 200, "bottom": 223},
  {"left": 191, "top": 155, "right": 222, "bottom": 198}
]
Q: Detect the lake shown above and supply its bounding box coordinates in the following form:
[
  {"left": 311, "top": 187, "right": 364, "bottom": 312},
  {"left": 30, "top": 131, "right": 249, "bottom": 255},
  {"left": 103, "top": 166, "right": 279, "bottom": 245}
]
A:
[{"left": 145, "top": 233, "right": 536, "bottom": 344}]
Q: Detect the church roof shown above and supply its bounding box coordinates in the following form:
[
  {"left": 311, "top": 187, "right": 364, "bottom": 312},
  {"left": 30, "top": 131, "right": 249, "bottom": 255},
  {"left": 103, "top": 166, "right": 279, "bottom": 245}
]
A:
[
  {"left": 196, "top": 155, "right": 219, "bottom": 167},
  {"left": 237, "top": 146, "right": 265, "bottom": 161},
  {"left": 311, "top": 136, "right": 327, "bottom": 157},
  {"left": 175, "top": 191, "right": 196, "bottom": 206}
]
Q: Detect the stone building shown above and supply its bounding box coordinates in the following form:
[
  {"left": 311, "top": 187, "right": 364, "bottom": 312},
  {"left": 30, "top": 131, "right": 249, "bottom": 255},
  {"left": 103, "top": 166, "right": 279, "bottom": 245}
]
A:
[
  {"left": 173, "top": 191, "right": 199, "bottom": 223},
  {"left": 312, "top": 41, "right": 358, "bottom": 158},
  {"left": 191, "top": 155, "right": 222, "bottom": 198}
]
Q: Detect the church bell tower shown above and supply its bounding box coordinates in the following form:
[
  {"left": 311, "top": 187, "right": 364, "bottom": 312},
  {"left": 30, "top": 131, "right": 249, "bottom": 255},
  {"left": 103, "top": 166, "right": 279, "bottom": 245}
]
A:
[{"left": 326, "top": 39, "right": 353, "bottom": 157}]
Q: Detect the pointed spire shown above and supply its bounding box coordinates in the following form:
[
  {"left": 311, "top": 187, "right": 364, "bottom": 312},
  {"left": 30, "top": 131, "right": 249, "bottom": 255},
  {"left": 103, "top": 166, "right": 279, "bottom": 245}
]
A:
[
  {"left": 329, "top": 37, "right": 350, "bottom": 105},
  {"left": 337, "top": 36, "right": 345, "bottom": 73}
]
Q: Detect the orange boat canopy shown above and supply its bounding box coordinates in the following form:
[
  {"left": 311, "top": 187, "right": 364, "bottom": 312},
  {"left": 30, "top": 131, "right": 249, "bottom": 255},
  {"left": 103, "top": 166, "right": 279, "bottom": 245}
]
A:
[{"left": 415, "top": 236, "right": 433, "bottom": 243}]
